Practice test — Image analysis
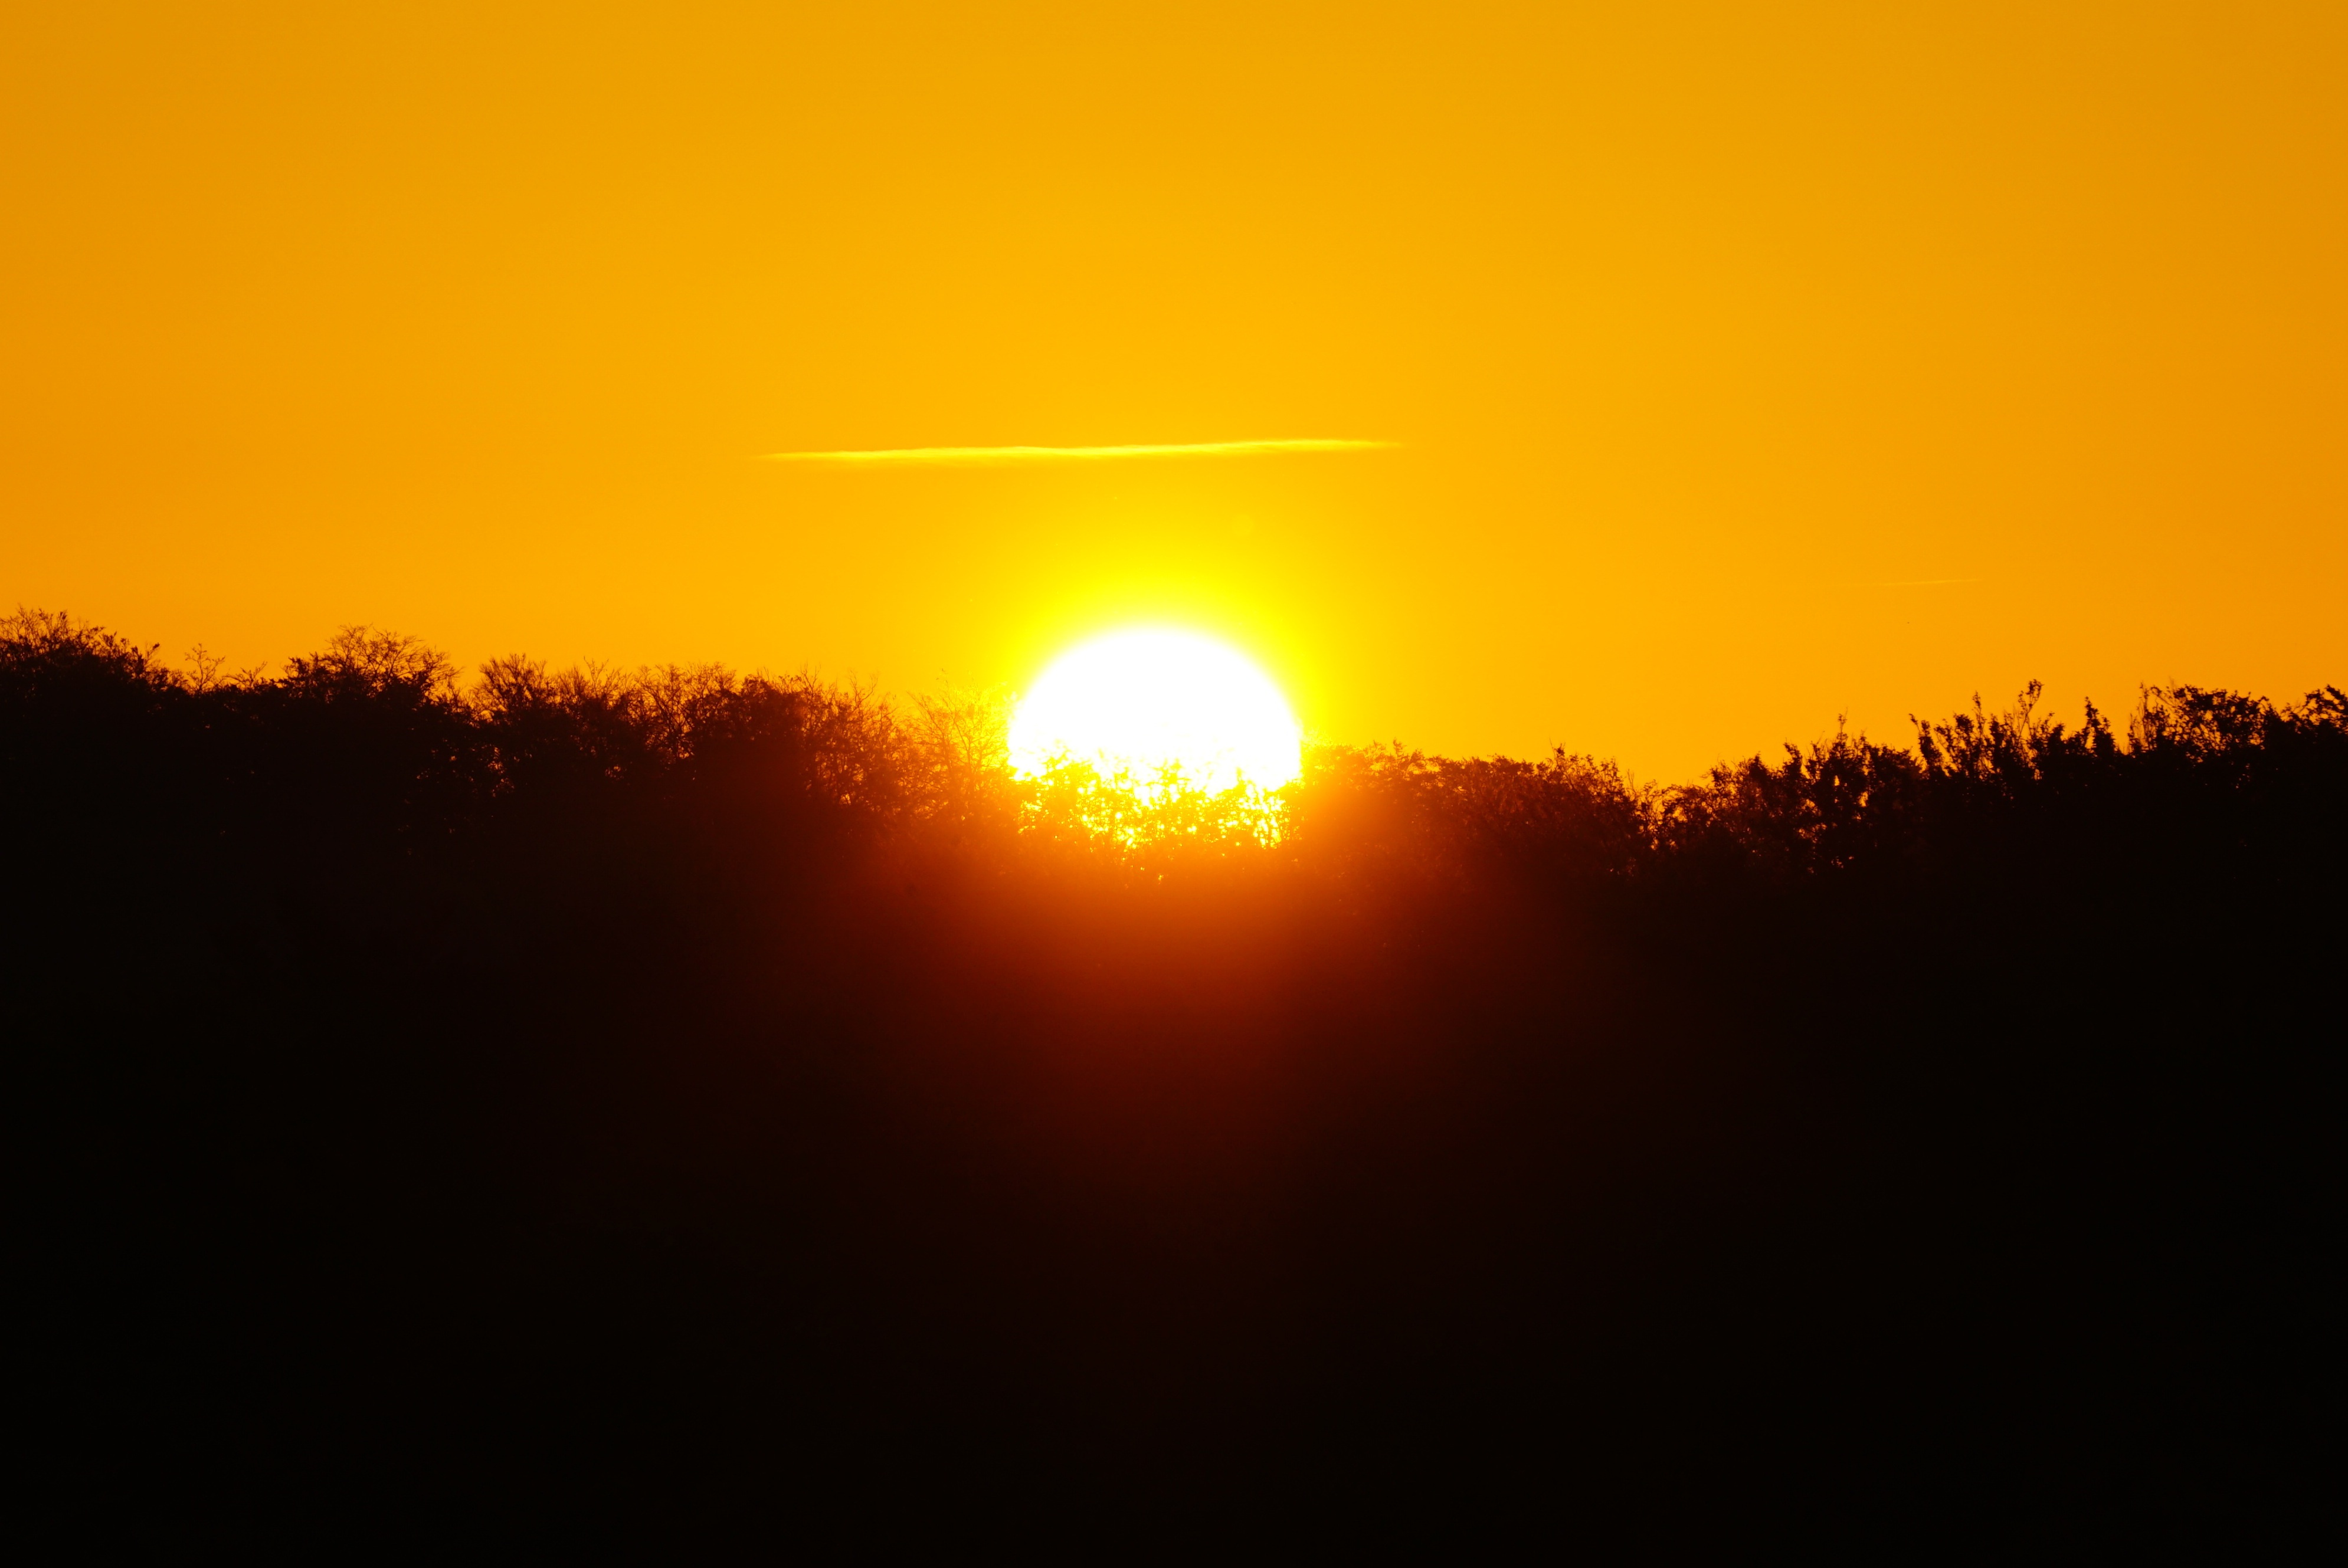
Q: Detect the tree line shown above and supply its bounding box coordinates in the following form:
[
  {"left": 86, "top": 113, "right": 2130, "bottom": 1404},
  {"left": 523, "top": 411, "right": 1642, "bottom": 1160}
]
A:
[
  {"left": 8, "top": 606, "right": 2339, "bottom": 1546},
  {"left": 9, "top": 605, "right": 2338, "bottom": 885}
]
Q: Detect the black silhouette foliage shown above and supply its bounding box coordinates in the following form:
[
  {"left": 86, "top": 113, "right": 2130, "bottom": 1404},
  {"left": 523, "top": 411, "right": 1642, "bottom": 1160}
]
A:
[{"left": 8, "top": 609, "right": 2339, "bottom": 1544}]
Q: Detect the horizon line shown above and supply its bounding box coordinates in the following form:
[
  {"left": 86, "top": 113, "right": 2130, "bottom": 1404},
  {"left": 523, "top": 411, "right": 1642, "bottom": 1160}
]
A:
[{"left": 759, "top": 438, "right": 1396, "bottom": 465}]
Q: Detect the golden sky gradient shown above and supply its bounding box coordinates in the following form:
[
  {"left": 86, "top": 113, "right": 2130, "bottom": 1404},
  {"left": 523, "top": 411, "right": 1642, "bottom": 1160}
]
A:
[{"left": 5, "top": 2, "right": 2343, "bottom": 779}]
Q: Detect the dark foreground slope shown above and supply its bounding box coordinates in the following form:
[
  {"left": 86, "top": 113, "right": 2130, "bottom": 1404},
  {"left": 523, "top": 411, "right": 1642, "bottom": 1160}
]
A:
[{"left": 8, "top": 612, "right": 2340, "bottom": 1544}]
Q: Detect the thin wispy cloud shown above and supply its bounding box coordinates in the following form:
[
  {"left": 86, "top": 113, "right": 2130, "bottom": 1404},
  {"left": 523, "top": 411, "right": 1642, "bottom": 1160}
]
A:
[
  {"left": 761, "top": 438, "right": 1395, "bottom": 466},
  {"left": 1825, "top": 576, "right": 1985, "bottom": 588}
]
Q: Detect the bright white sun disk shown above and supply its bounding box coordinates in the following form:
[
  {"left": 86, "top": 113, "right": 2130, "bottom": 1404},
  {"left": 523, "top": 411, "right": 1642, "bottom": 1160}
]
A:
[{"left": 1009, "top": 630, "right": 1302, "bottom": 793}]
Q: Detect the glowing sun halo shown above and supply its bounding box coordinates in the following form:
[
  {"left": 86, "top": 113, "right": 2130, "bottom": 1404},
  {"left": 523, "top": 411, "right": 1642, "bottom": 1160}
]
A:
[{"left": 1010, "top": 630, "right": 1302, "bottom": 794}]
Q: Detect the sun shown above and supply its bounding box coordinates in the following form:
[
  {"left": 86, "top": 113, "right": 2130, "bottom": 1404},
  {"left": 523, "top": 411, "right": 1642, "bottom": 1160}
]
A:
[{"left": 1009, "top": 629, "right": 1302, "bottom": 794}]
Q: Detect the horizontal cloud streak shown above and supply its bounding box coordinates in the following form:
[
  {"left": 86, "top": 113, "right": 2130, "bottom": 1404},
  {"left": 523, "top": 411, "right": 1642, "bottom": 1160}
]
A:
[{"left": 761, "top": 438, "right": 1395, "bottom": 466}]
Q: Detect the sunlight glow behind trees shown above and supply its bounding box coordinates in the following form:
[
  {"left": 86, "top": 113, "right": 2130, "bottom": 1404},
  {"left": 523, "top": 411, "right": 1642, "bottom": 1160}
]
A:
[{"left": 1008, "top": 629, "right": 1302, "bottom": 797}]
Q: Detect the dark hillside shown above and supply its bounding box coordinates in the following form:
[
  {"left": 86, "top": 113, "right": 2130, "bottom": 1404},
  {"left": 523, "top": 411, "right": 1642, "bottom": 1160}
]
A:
[{"left": 8, "top": 609, "right": 2338, "bottom": 1544}]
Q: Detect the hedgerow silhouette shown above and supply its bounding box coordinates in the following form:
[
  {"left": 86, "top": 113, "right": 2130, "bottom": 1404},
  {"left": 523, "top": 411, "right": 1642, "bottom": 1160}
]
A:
[
  {"left": 8, "top": 606, "right": 2340, "bottom": 1541},
  {"left": 19, "top": 608, "right": 2331, "bottom": 879}
]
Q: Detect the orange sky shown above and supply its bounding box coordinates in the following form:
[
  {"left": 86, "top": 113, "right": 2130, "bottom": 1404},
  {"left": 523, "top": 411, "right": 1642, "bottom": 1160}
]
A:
[{"left": 5, "top": 2, "right": 2343, "bottom": 780}]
